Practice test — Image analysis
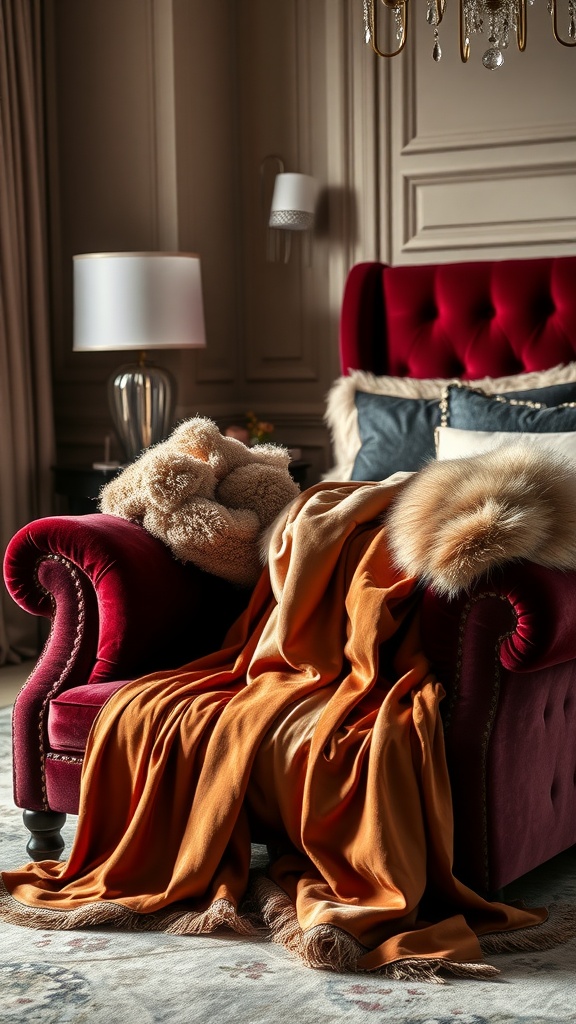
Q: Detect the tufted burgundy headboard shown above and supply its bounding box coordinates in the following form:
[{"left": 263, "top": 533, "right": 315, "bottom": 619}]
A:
[{"left": 340, "top": 257, "right": 576, "bottom": 380}]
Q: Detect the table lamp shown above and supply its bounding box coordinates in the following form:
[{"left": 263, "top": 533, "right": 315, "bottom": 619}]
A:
[{"left": 73, "top": 252, "right": 206, "bottom": 462}]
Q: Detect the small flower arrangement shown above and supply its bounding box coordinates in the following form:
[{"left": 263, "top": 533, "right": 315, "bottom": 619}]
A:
[{"left": 246, "top": 411, "right": 274, "bottom": 445}]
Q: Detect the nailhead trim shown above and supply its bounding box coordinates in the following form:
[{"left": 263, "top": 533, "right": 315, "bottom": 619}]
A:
[
  {"left": 442, "top": 591, "right": 517, "bottom": 892},
  {"left": 33, "top": 554, "right": 86, "bottom": 810},
  {"left": 46, "top": 752, "right": 83, "bottom": 764}
]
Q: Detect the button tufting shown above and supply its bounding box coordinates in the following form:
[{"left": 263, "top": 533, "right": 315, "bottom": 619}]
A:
[
  {"left": 477, "top": 303, "right": 495, "bottom": 319},
  {"left": 422, "top": 303, "right": 438, "bottom": 321},
  {"left": 537, "top": 298, "right": 556, "bottom": 319}
]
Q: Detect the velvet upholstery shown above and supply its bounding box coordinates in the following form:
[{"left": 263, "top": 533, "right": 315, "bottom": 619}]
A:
[
  {"left": 421, "top": 564, "right": 576, "bottom": 891},
  {"left": 4, "top": 254, "right": 576, "bottom": 894},
  {"left": 340, "top": 257, "right": 576, "bottom": 378},
  {"left": 4, "top": 515, "right": 248, "bottom": 814},
  {"left": 48, "top": 679, "right": 133, "bottom": 753}
]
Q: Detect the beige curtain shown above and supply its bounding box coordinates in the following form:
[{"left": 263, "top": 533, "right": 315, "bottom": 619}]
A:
[{"left": 0, "top": 0, "right": 55, "bottom": 663}]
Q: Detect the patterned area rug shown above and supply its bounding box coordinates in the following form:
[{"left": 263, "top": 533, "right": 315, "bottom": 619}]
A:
[{"left": 1, "top": 707, "right": 575, "bottom": 1024}]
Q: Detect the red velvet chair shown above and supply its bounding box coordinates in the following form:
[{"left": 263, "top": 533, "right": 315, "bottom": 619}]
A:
[
  {"left": 4, "top": 255, "right": 576, "bottom": 898},
  {"left": 4, "top": 517, "right": 248, "bottom": 859}
]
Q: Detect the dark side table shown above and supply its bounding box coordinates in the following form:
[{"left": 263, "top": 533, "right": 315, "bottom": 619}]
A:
[
  {"left": 53, "top": 461, "right": 310, "bottom": 515},
  {"left": 287, "top": 460, "right": 310, "bottom": 488},
  {"left": 52, "top": 465, "right": 123, "bottom": 515}
]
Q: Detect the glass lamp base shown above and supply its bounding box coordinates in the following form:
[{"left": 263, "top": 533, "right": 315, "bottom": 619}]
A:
[{"left": 108, "top": 361, "right": 175, "bottom": 462}]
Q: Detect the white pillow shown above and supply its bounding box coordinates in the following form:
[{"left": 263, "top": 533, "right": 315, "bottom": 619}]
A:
[
  {"left": 435, "top": 425, "right": 576, "bottom": 464},
  {"left": 323, "top": 364, "right": 576, "bottom": 481}
]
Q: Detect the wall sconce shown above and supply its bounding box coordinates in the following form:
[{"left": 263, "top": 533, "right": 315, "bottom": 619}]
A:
[
  {"left": 262, "top": 158, "right": 319, "bottom": 263},
  {"left": 73, "top": 252, "right": 206, "bottom": 463},
  {"left": 269, "top": 173, "right": 319, "bottom": 231}
]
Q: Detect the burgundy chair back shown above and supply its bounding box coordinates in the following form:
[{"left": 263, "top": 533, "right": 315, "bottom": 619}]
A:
[{"left": 340, "top": 257, "right": 576, "bottom": 379}]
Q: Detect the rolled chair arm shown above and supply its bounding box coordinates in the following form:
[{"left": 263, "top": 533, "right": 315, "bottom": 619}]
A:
[
  {"left": 4, "top": 514, "right": 248, "bottom": 810},
  {"left": 421, "top": 561, "right": 576, "bottom": 893},
  {"left": 422, "top": 560, "right": 576, "bottom": 683}
]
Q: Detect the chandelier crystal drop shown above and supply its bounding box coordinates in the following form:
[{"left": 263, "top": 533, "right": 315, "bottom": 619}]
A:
[{"left": 363, "top": 0, "right": 576, "bottom": 67}]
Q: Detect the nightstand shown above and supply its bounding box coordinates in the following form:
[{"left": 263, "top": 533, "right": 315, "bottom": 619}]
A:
[
  {"left": 52, "top": 465, "right": 123, "bottom": 515},
  {"left": 287, "top": 460, "right": 310, "bottom": 488}
]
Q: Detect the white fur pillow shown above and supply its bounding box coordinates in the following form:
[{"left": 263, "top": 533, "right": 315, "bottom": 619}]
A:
[{"left": 323, "top": 364, "right": 576, "bottom": 481}]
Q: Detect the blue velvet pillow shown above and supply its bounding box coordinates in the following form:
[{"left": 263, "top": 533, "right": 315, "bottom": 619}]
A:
[
  {"left": 352, "top": 391, "right": 439, "bottom": 479},
  {"left": 351, "top": 380, "right": 576, "bottom": 481},
  {"left": 444, "top": 383, "right": 576, "bottom": 433}
]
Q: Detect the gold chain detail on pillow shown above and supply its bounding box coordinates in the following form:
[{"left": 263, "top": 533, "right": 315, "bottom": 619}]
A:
[{"left": 439, "top": 382, "right": 547, "bottom": 428}]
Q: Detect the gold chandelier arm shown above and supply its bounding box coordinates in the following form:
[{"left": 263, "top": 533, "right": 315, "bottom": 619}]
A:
[
  {"left": 516, "top": 0, "right": 527, "bottom": 51},
  {"left": 368, "top": 0, "right": 408, "bottom": 58},
  {"left": 458, "top": 0, "right": 470, "bottom": 62},
  {"left": 550, "top": 0, "right": 576, "bottom": 46},
  {"left": 433, "top": 0, "right": 447, "bottom": 25}
]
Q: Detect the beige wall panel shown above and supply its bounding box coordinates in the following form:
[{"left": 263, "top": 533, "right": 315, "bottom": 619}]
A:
[
  {"left": 386, "top": 3, "right": 576, "bottom": 264},
  {"left": 405, "top": 3, "right": 576, "bottom": 152},
  {"left": 171, "top": 0, "right": 240, "bottom": 391},
  {"left": 404, "top": 163, "right": 576, "bottom": 254}
]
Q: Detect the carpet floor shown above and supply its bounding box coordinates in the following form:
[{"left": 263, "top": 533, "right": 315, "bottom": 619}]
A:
[{"left": 1, "top": 706, "right": 575, "bottom": 1024}]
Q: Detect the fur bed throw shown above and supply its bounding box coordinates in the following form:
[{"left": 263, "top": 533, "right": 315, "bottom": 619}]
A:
[
  {"left": 387, "top": 441, "right": 576, "bottom": 598},
  {"left": 99, "top": 417, "right": 300, "bottom": 587}
]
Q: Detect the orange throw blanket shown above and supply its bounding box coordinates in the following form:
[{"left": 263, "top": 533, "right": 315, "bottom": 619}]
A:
[{"left": 0, "top": 480, "right": 547, "bottom": 978}]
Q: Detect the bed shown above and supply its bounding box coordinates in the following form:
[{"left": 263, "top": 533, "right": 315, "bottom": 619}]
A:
[{"left": 4, "top": 254, "right": 576, "bottom": 899}]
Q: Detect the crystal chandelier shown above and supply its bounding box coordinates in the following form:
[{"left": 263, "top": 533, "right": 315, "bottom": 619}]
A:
[{"left": 363, "top": 0, "right": 576, "bottom": 69}]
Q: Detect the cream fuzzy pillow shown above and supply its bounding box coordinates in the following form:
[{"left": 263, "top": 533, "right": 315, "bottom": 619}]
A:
[{"left": 99, "top": 417, "right": 300, "bottom": 587}]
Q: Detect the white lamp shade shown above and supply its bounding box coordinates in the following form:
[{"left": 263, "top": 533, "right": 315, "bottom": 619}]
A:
[
  {"left": 73, "top": 252, "right": 207, "bottom": 352},
  {"left": 269, "top": 173, "right": 319, "bottom": 231}
]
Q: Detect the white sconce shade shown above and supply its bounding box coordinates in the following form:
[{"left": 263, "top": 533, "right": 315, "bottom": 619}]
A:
[
  {"left": 269, "top": 173, "right": 319, "bottom": 231},
  {"left": 73, "top": 252, "right": 206, "bottom": 352}
]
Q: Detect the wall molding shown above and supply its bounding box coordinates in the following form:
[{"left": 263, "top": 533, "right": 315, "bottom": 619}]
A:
[
  {"left": 402, "top": 163, "right": 576, "bottom": 252},
  {"left": 402, "top": 121, "right": 576, "bottom": 156},
  {"left": 393, "top": 36, "right": 576, "bottom": 157}
]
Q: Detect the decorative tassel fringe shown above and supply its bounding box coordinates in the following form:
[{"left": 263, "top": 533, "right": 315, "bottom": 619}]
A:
[
  {"left": 376, "top": 958, "right": 499, "bottom": 984},
  {"left": 480, "top": 901, "right": 576, "bottom": 955},
  {"left": 248, "top": 875, "right": 499, "bottom": 982},
  {"left": 2, "top": 873, "right": 574, "bottom": 982},
  {"left": 149, "top": 898, "right": 260, "bottom": 937},
  {"left": 248, "top": 875, "right": 364, "bottom": 972},
  {"left": 0, "top": 877, "right": 257, "bottom": 937}
]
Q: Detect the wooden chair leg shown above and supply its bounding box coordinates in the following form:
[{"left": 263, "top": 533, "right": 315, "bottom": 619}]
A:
[{"left": 23, "top": 809, "right": 67, "bottom": 861}]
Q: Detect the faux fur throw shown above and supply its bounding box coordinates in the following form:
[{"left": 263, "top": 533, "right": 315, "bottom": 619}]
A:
[
  {"left": 99, "top": 417, "right": 300, "bottom": 587},
  {"left": 388, "top": 440, "right": 576, "bottom": 597}
]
